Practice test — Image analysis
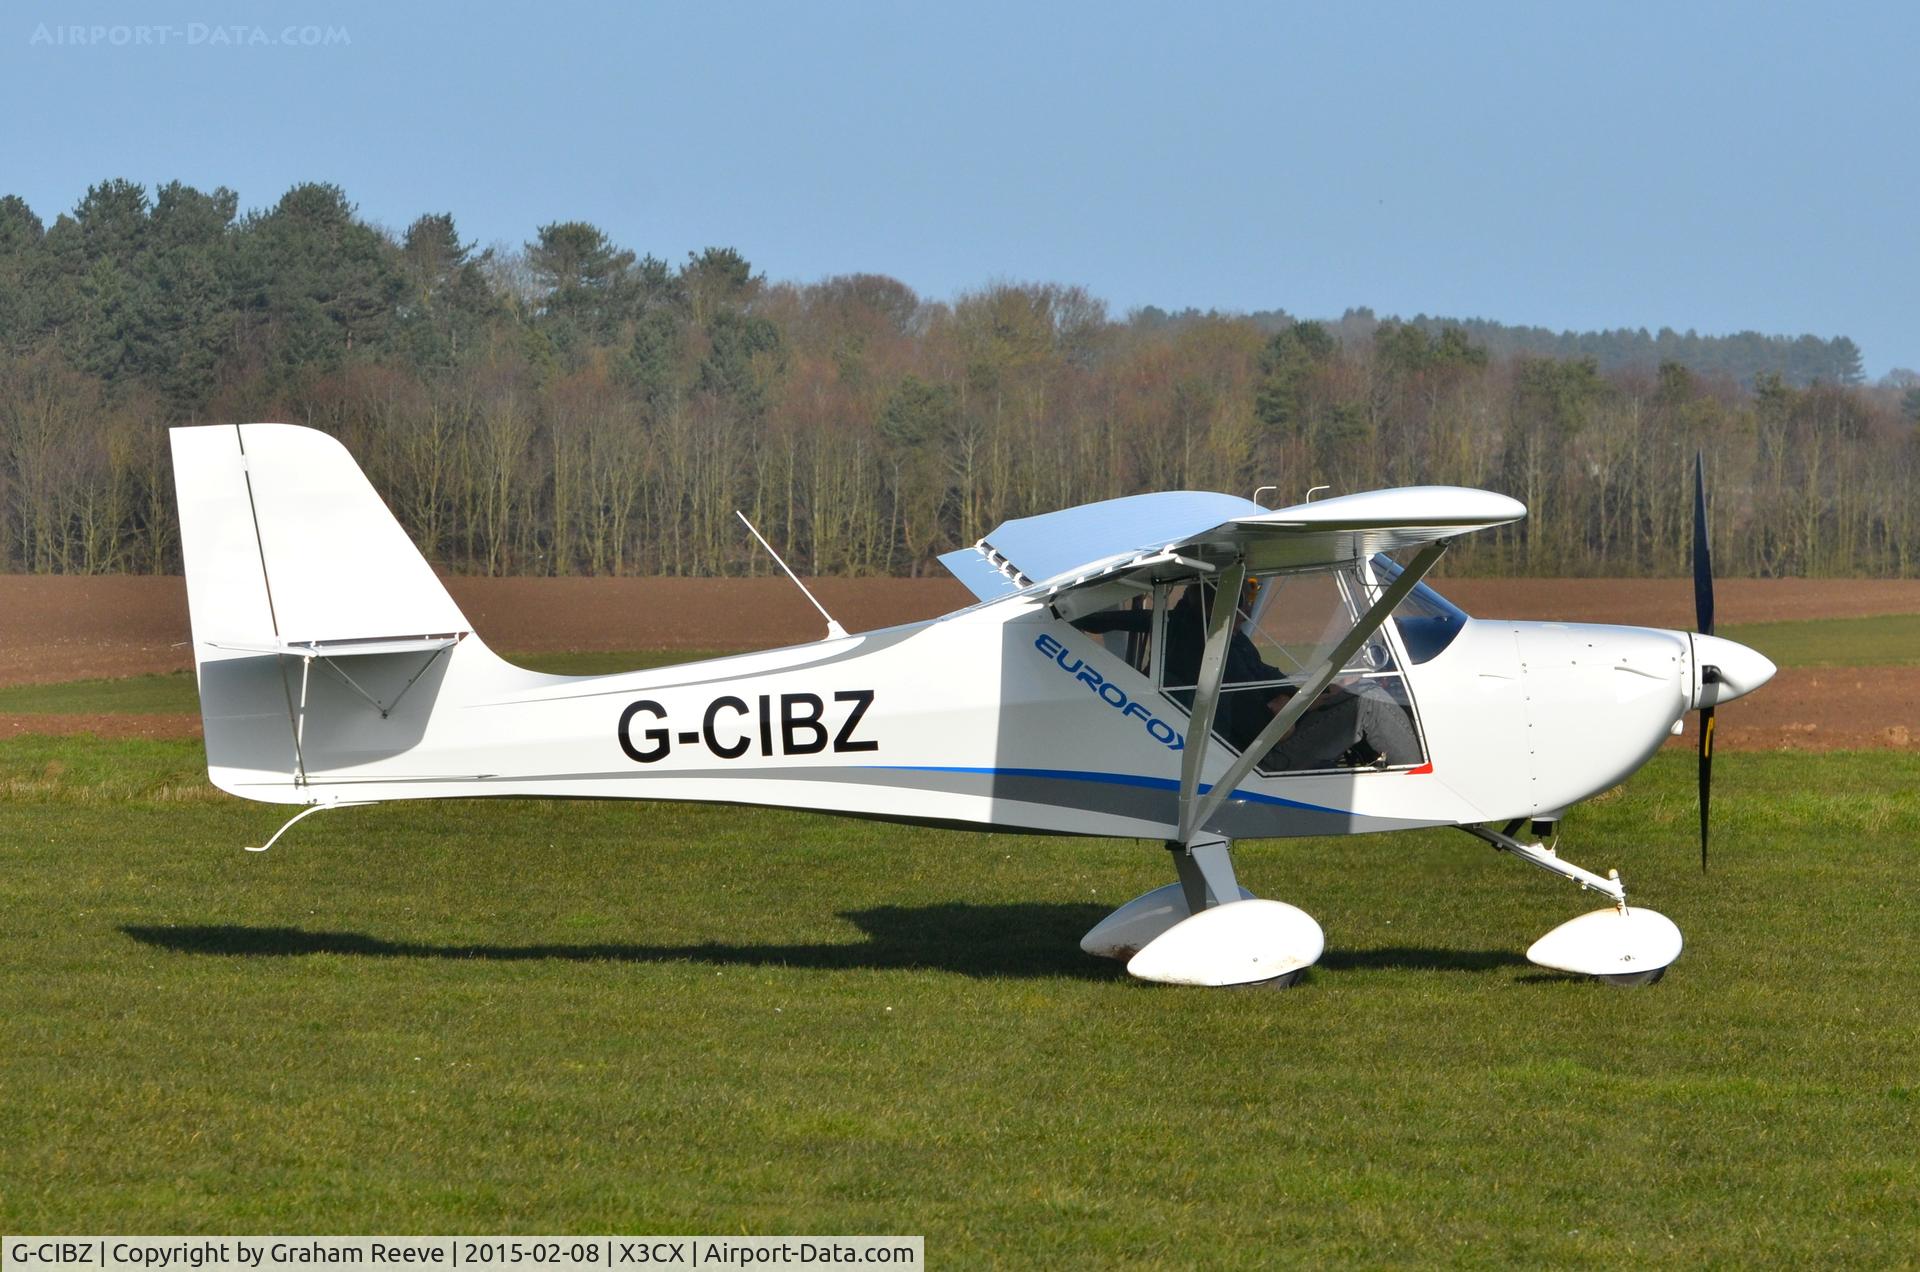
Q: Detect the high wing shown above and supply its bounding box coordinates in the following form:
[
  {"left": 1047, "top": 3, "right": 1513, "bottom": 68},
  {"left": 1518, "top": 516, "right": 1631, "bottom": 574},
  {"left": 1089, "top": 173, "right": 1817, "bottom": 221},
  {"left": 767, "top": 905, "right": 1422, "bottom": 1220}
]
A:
[
  {"left": 942, "top": 484, "right": 1528, "bottom": 847},
  {"left": 939, "top": 486, "right": 1527, "bottom": 603}
]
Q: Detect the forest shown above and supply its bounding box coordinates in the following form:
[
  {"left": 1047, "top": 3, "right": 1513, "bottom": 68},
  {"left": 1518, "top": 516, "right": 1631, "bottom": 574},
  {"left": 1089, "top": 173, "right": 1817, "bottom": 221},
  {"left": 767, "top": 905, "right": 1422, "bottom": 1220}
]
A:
[{"left": 2, "top": 179, "right": 1916, "bottom": 579}]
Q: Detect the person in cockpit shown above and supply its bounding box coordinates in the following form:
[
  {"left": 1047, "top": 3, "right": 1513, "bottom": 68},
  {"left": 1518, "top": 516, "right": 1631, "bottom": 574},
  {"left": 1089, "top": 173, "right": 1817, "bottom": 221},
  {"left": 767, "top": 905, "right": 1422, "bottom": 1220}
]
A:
[{"left": 1079, "top": 579, "right": 1419, "bottom": 771}]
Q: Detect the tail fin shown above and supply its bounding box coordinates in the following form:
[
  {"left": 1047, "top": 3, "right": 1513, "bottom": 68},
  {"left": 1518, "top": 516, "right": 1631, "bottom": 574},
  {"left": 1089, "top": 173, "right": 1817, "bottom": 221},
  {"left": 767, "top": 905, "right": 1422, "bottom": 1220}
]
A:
[
  {"left": 172, "top": 423, "right": 475, "bottom": 802},
  {"left": 172, "top": 423, "right": 467, "bottom": 648}
]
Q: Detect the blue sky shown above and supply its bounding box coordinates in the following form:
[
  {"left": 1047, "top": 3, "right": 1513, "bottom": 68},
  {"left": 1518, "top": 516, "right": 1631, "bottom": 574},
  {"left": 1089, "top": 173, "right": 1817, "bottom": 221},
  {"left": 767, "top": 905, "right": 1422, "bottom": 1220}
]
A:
[{"left": 3, "top": 0, "right": 1913, "bottom": 374}]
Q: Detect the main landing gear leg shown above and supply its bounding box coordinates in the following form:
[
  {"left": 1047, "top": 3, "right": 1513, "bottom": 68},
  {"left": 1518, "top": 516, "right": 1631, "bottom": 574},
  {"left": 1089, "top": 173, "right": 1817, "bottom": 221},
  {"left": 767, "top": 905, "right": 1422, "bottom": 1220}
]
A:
[
  {"left": 1464, "top": 823, "right": 1684, "bottom": 985},
  {"left": 1080, "top": 836, "right": 1325, "bottom": 987},
  {"left": 1173, "top": 835, "right": 1242, "bottom": 913}
]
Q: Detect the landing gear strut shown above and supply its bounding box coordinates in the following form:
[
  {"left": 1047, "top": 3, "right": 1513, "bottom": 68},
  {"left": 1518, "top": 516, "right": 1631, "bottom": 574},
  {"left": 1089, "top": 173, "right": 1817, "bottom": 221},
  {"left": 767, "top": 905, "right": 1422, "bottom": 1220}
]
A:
[{"left": 1465, "top": 822, "right": 1683, "bottom": 984}]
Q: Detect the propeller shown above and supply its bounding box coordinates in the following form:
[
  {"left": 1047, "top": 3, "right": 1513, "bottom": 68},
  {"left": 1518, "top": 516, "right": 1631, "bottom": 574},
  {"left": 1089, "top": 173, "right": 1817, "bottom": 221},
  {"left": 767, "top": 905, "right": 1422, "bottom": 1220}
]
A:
[{"left": 1692, "top": 451, "right": 1716, "bottom": 872}]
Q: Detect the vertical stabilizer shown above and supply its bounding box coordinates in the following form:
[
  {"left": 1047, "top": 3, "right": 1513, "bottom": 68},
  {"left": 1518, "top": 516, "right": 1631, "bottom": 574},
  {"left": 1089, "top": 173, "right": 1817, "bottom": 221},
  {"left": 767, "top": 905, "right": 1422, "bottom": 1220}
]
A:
[
  {"left": 172, "top": 423, "right": 468, "bottom": 646},
  {"left": 170, "top": 423, "right": 478, "bottom": 802}
]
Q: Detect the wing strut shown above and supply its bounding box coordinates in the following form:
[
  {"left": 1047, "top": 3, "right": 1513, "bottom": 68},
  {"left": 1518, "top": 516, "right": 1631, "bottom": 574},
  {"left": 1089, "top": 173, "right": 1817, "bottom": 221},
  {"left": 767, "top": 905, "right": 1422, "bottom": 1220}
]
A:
[
  {"left": 1175, "top": 560, "right": 1247, "bottom": 842},
  {"left": 1178, "top": 539, "right": 1450, "bottom": 843}
]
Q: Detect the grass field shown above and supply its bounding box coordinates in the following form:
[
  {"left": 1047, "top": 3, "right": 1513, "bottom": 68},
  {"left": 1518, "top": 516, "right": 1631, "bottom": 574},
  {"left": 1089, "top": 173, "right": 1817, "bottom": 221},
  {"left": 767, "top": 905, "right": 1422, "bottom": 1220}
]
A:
[
  {"left": 1, "top": 734, "right": 1915, "bottom": 1264},
  {"left": 1719, "top": 612, "right": 1920, "bottom": 668}
]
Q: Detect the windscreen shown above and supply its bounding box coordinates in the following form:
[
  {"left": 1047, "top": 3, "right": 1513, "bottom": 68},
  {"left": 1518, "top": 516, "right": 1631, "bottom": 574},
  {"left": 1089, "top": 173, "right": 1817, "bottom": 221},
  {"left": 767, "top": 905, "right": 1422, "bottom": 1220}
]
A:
[{"left": 1371, "top": 552, "right": 1470, "bottom": 664}]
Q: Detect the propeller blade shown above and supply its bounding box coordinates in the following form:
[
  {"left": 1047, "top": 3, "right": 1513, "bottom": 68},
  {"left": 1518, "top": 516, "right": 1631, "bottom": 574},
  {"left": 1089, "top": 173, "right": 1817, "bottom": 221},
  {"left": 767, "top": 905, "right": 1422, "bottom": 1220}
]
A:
[
  {"left": 1692, "top": 451, "right": 1714, "bottom": 637},
  {"left": 1697, "top": 704, "right": 1714, "bottom": 872},
  {"left": 1694, "top": 451, "right": 1716, "bottom": 872}
]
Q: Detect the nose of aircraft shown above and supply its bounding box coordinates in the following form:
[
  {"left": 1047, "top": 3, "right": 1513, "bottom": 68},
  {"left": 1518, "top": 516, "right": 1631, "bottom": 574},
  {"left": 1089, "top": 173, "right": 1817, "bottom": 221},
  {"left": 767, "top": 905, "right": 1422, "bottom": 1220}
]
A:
[{"left": 1692, "top": 634, "right": 1777, "bottom": 708}]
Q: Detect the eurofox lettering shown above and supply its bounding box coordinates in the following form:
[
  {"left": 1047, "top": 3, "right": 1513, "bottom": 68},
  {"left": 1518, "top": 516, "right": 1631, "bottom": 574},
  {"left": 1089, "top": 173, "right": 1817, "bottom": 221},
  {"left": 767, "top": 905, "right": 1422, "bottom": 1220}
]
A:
[{"left": 1035, "top": 633, "right": 1184, "bottom": 751}]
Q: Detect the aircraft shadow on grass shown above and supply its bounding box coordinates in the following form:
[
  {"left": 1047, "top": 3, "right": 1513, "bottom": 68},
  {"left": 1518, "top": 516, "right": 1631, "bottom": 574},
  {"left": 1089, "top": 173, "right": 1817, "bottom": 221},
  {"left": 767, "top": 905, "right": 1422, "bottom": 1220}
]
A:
[{"left": 122, "top": 905, "right": 1524, "bottom": 980}]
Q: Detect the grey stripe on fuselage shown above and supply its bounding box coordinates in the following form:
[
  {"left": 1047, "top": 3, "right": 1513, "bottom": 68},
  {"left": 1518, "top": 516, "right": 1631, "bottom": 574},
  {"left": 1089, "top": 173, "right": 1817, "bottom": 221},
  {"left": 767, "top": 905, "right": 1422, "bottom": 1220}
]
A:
[
  {"left": 833, "top": 766, "right": 1434, "bottom": 838},
  {"left": 284, "top": 761, "right": 1435, "bottom": 839}
]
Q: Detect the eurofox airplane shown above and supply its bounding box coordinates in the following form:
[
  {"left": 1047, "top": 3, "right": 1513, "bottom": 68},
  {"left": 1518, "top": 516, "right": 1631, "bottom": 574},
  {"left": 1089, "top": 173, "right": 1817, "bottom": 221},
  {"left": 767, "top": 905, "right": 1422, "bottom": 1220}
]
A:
[{"left": 171, "top": 423, "right": 1775, "bottom": 988}]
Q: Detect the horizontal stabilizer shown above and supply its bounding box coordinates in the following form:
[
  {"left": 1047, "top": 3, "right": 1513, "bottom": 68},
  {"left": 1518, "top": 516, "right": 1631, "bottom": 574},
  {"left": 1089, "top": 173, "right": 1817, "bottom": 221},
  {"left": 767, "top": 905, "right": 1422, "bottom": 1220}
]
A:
[{"left": 206, "top": 634, "right": 466, "bottom": 659}]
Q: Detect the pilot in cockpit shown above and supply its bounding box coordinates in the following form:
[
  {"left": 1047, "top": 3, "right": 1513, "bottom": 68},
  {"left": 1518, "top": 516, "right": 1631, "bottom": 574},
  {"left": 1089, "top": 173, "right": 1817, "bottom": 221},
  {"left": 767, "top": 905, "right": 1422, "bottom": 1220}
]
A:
[{"left": 1078, "top": 579, "right": 1419, "bottom": 771}]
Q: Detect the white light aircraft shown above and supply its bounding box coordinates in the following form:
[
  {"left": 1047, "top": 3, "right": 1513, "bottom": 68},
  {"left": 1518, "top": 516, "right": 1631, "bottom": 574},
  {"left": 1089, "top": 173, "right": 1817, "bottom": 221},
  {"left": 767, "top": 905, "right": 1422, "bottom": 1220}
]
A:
[{"left": 171, "top": 423, "right": 1774, "bottom": 987}]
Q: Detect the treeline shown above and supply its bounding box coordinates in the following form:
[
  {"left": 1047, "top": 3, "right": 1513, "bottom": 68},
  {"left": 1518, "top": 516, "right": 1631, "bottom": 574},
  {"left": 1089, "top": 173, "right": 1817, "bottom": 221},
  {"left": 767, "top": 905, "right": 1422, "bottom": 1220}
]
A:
[
  {"left": 1135, "top": 306, "right": 1870, "bottom": 387},
  {"left": 1, "top": 179, "right": 1916, "bottom": 579}
]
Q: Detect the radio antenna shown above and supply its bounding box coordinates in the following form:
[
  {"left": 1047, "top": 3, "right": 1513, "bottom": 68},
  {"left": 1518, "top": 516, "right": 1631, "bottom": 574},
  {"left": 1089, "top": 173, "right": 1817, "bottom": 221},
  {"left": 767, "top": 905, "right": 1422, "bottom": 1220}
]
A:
[{"left": 736, "top": 511, "right": 849, "bottom": 640}]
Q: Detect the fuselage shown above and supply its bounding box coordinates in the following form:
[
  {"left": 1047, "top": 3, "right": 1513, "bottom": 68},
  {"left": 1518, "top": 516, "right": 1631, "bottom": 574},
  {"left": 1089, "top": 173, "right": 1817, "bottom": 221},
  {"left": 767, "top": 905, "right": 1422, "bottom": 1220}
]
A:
[
  {"left": 178, "top": 423, "right": 1777, "bottom": 844},
  {"left": 203, "top": 581, "right": 1774, "bottom": 842}
]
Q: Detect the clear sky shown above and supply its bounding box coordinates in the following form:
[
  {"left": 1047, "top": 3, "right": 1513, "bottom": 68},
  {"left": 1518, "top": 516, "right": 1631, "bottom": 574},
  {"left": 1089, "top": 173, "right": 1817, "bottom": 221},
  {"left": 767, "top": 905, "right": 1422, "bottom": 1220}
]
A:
[{"left": 3, "top": 0, "right": 1913, "bottom": 374}]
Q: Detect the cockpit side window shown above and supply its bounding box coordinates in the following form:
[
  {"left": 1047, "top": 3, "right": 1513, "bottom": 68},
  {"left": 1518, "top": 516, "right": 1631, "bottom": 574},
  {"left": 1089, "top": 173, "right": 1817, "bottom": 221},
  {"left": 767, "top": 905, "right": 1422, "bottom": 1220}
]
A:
[
  {"left": 1156, "top": 565, "right": 1426, "bottom": 774},
  {"left": 1067, "top": 590, "right": 1155, "bottom": 678}
]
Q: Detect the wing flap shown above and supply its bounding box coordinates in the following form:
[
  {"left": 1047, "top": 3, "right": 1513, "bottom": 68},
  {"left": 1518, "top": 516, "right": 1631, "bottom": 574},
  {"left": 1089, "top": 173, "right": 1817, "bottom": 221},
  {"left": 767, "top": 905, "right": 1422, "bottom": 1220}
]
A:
[
  {"left": 936, "top": 546, "right": 1027, "bottom": 602},
  {"left": 938, "top": 491, "right": 1264, "bottom": 600}
]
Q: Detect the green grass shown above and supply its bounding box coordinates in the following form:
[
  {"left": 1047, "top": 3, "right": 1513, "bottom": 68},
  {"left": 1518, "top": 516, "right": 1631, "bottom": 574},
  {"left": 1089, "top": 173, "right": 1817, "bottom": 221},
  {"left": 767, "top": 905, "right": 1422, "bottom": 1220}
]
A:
[
  {"left": 1718, "top": 612, "right": 1920, "bottom": 668},
  {"left": 0, "top": 651, "right": 737, "bottom": 715},
  {"left": 0, "top": 670, "right": 203, "bottom": 715},
  {"left": 1, "top": 738, "right": 1915, "bottom": 1263}
]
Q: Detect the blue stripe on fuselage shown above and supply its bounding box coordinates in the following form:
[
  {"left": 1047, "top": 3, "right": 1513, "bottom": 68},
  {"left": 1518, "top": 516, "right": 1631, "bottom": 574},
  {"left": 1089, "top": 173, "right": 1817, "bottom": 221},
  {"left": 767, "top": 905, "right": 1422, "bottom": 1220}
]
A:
[{"left": 860, "top": 765, "right": 1352, "bottom": 817}]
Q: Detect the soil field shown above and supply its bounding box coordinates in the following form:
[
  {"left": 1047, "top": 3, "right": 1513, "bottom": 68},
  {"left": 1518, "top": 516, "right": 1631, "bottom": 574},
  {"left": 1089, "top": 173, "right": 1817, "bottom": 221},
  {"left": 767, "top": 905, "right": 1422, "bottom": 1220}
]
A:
[
  {"left": 0, "top": 575, "right": 977, "bottom": 684},
  {"left": 3, "top": 574, "right": 1918, "bottom": 749}
]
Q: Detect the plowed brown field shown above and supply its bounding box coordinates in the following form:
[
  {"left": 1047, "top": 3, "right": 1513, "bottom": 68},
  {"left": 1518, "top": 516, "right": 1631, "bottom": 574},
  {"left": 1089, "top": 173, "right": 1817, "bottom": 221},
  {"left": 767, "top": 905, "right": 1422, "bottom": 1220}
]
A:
[{"left": 3, "top": 575, "right": 1917, "bottom": 749}]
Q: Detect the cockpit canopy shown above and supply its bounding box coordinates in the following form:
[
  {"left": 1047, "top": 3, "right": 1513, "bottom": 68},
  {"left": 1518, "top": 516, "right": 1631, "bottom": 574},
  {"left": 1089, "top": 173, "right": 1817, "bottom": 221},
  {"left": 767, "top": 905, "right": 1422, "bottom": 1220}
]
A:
[{"left": 1070, "top": 553, "right": 1468, "bottom": 776}]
